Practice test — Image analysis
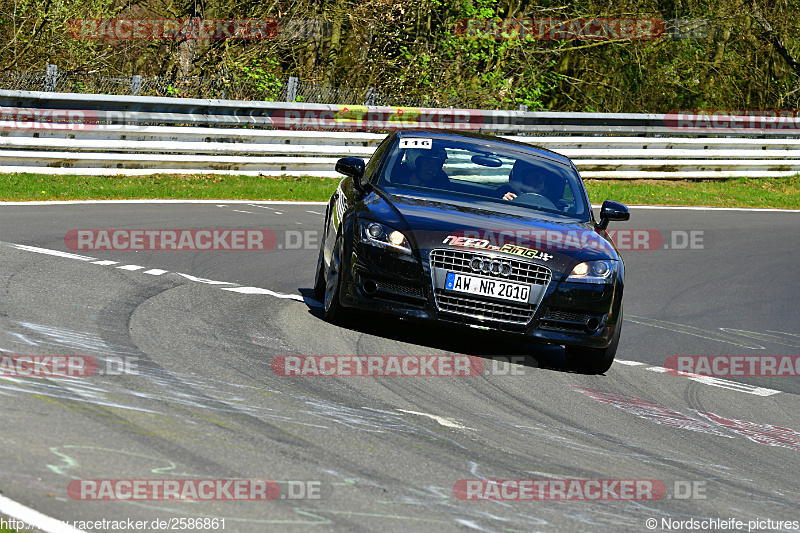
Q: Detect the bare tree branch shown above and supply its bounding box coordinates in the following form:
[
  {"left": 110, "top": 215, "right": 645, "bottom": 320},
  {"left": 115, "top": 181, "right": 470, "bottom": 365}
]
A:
[{"left": 751, "top": 0, "right": 800, "bottom": 79}]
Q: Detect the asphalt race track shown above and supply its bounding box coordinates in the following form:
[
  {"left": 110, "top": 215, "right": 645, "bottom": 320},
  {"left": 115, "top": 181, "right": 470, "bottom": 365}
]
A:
[{"left": 0, "top": 201, "right": 799, "bottom": 532}]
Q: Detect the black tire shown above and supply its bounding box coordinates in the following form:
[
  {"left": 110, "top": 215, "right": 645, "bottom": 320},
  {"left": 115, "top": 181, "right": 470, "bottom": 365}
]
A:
[
  {"left": 565, "top": 308, "right": 622, "bottom": 374},
  {"left": 313, "top": 247, "right": 326, "bottom": 301},
  {"left": 323, "top": 235, "right": 347, "bottom": 323}
]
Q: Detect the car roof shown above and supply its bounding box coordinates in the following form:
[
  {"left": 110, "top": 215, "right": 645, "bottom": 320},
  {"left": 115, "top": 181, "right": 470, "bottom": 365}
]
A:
[{"left": 394, "top": 129, "right": 572, "bottom": 167}]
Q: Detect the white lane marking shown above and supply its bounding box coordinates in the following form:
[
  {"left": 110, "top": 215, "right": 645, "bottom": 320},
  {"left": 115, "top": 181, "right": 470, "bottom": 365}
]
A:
[
  {"left": 0, "top": 494, "right": 86, "bottom": 533},
  {"left": 683, "top": 375, "right": 781, "bottom": 396},
  {"left": 454, "top": 519, "right": 494, "bottom": 532},
  {"left": 767, "top": 330, "right": 800, "bottom": 337},
  {"left": 625, "top": 315, "right": 766, "bottom": 349},
  {"left": 210, "top": 284, "right": 323, "bottom": 307},
  {"left": 231, "top": 209, "right": 255, "bottom": 214},
  {"left": 8, "top": 333, "right": 37, "bottom": 345},
  {"left": 0, "top": 200, "right": 328, "bottom": 205},
  {"left": 91, "top": 260, "right": 118, "bottom": 265},
  {"left": 719, "top": 328, "right": 800, "bottom": 347},
  {"left": 615, "top": 359, "right": 783, "bottom": 396},
  {"left": 221, "top": 286, "right": 301, "bottom": 297},
  {"left": 651, "top": 366, "right": 782, "bottom": 397},
  {"left": 7, "top": 244, "right": 95, "bottom": 261},
  {"left": 7, "top": 241, "right": 317, "bottom": 306},
  {"left": 220, "top": 286, "right": 304, "bottom": 301},
  {"left": 247, "top": 204, "right": 275, "bottom": 210},
  {"left": 274, "top": 212, "right": 283, "bottom": 215},
  {"left": 307, "top": 210, "right": 323, "bottom": 215},
  {"left": 175, "top": 273, "right": 235, "bottom": 285},
  {"left": 396, "top": 409, "right": 474, "bottom": 430}
]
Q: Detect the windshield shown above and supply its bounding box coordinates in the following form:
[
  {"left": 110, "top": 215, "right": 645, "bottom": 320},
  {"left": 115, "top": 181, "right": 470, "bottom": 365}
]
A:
[{"left": 377, "top": 136, "right": 590, "bottom": 220}]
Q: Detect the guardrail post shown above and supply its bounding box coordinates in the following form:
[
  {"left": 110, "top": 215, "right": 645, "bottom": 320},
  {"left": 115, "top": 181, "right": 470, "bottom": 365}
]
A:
[
  {"left": 519, "top": 104, "right": 528, "bottom": 112},
  {"left": 218, "top": 69, "right": 227, "bottom": 100},
  {"left": 131, "top": 75, "right": 143, "bottom": 96},
  {"left": 286, "top": 76, "right": 298, "bottom": 102},
  {"left": 364, "top": 87, "right": 376, "bottom": 106},
  {"left": 45, "top": 64, "right": 58, "bottom": 92}
]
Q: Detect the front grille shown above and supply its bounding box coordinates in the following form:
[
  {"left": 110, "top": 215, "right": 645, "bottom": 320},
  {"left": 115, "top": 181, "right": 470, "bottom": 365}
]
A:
[
  {"left": 539, "top": 308, "right": 601, "bottom": 332},
  {"left": 435, "top": 291, "right": 535, "bottom": 324},
  {"left": 430, "top": 249, "right": 551, "bottom": 285},
  {"left": 430, "top": 248, "right": 552, "bottom": 326},
  {"left": 377, "top": 281, "right": 424, "bottom": 298},
  {"left": 545, "top": 309, "right": 590, "bottom": 322}
]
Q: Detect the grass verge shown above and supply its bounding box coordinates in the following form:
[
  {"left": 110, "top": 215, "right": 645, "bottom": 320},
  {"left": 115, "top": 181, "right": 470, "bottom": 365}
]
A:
[
  {"left": 0, "top": 173, "right": 798, "bottom": 209},
  {"left": 584, "top": 176, "right": 800, "bottom": 209}
]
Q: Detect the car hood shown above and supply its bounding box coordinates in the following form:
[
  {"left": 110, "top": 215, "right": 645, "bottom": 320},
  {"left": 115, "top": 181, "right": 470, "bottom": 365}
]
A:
[{"left": 365, "top": 190, "right": 619, "bottom": 277}]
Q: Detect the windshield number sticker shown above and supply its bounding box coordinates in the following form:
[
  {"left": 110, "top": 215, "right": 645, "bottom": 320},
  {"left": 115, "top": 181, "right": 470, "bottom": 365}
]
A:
[{"left": 399, "top": 138, "right": 432, "bottom": 149}]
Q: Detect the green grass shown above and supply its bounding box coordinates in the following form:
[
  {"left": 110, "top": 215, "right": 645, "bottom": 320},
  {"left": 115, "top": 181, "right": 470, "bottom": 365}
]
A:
[
  {"left": 584, "top": 175, "right": 800, "bottom": 209},
  {"left": 0, "top": 173, "right": 338, "bottom": 202},
  {"left": 1, "top": 172, "right": 799, "bottom": 209}
]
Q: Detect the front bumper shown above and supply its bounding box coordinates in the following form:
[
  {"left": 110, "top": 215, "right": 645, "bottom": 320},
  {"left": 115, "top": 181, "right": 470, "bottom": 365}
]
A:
[{"left": 340, "top": 242, "right": 622, "bottom": 349}]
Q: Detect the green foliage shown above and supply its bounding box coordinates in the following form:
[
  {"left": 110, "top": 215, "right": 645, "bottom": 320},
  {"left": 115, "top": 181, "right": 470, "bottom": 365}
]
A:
[
  {"left": 1, "top": 0, "right": 799, "bottom": 111},
  {"left": 235, "top": 56, "right": 283, "bottom": 100}
]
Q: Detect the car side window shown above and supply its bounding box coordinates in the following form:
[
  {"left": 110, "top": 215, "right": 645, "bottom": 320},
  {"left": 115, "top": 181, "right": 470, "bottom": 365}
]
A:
[{"left": 364, "top": 134, "right": 395, "bottom": 183}]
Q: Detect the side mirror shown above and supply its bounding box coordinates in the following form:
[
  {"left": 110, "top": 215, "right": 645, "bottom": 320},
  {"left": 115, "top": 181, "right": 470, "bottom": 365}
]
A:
[
  {"left": 596, "top": 200, "right": 630, "bottom": 230},
  {"left": 335, "top": 157, "right": 366, "bottom": 190}
]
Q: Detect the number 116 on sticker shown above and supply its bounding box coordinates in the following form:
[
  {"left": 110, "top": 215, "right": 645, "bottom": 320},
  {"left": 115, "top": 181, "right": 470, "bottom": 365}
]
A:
[{"left": 399, "top": 138, "right": 432, "bottom": 149}]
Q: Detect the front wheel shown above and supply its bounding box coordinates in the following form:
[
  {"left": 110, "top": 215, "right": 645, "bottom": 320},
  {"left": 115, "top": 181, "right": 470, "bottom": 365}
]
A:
[
  {"left": 323, "top": 235, "right": 347, "bottom": 323},
  {"left": 565, "top": 308, "right": 622, "bottom": 374}
]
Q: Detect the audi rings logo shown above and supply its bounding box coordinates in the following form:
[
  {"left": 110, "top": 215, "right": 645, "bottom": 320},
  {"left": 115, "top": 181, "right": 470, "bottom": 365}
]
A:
[{"left": 470, "top": 257, "right": 512, "bottom": 276}]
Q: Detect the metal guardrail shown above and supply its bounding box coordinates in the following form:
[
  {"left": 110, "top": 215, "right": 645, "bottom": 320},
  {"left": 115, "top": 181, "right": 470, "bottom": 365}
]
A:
[{"left": 2, "top": 90, "right": 800, "bottom": 179}]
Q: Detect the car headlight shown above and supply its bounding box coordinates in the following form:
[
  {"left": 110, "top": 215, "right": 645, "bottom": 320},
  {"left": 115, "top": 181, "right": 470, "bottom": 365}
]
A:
[
  {"left": 359, "top": 220, "right": 412, "bottom": 254},
  {"left": 567, "top": 260, "right": 617, "bottom": 284}
]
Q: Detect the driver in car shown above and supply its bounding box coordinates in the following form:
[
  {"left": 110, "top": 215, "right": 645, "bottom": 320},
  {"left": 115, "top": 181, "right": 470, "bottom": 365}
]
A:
[
  {"left": 404, "top": 147, "right": 450, "bottom": 189},
  {"left": 496, "top": 159, "right": 552, "bottom": 201}
]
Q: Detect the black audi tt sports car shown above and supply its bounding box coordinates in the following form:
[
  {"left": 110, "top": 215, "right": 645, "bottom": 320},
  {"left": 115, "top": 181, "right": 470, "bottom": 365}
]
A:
[{"left": 313, "top": 130, "right": 630, "bottom": 373}]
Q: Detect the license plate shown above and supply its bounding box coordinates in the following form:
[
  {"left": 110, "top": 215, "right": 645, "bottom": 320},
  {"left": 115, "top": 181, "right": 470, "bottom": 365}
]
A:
[{"left": 445, "top": 272, "right": 530, "bottom": 303}]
